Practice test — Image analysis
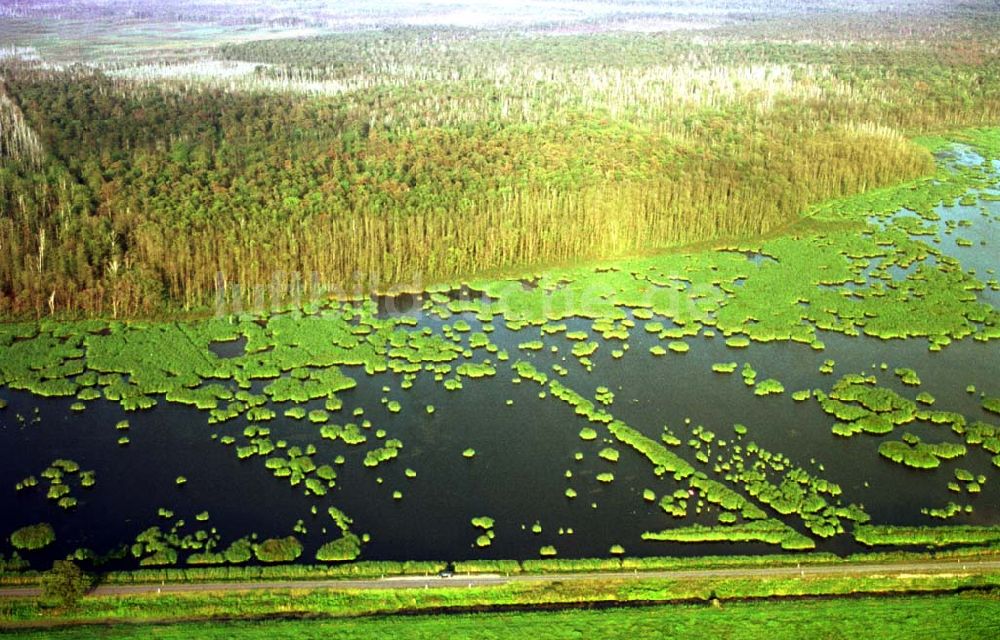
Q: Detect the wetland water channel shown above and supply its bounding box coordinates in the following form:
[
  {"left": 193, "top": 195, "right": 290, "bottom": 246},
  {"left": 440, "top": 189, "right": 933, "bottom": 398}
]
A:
[{"left": 1, "top": 154, "right": 998, "bottom": 570}]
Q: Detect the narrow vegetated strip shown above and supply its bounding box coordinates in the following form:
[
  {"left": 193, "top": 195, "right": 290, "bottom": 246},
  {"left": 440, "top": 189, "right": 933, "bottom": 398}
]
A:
[
  {"left": 641, "top": 522, "right": 815, "bottom": 548},
  {"left": 854, "top": 526, "right": 1000, "bottom": 548}
]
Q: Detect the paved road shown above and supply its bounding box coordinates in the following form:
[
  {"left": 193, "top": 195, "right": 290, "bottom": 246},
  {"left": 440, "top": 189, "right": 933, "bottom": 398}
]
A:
[{"left": 1, "top": 558, "right": 997, "bottom": 598}]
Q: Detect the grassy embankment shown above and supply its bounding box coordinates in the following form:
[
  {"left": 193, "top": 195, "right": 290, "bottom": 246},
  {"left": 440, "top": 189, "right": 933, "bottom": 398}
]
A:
[
  {"left": 1, "top": 564, "right": 998, "bottom": 630},
  {"left": 9, "top": 592, "right": 1000, "bottom": 640}
]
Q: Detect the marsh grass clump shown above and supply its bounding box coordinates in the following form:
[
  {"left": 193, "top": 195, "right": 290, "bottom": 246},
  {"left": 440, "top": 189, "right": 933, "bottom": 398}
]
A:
[
  {"left": 877, "top": 436, "right": 966, "bottom": 469},
  {"left": 819, "top": 375, "right": 917, "bottom": 437},
  {"left": 462, "top": 448, "right": 476, "bottom": 458},
  {"left": 571, "top": 341, "right": 599, "bottom": 359},
  {"left": 894, "top": 367, "right": 921, "bottom": 386},
  {"left": 754, "top": 379, "right": 785, "bottom": 396},
  {"left": 308, "top": 409, "right": 330, "bottom": 424},
  {"left": 513, "top": 361, "right": 548, "bottom": 385},
  {"left": 983, "top": 396, "right": 1000, "bottom": 416},
  {"left": 10, "top": 523, "right": 55, "bottom": 550},
  {"left": 316, "top": 534, "right": 361, "bottom": 562},
  {"left": 254, "top": 536, "right": 303, "bottom": 563},
  {"left": 595, "top": 386, "right": 614, "bottom": 405},
  {"left": 659, "top": 492, "right": 688, "bottom": 518},
  {"left": 76, "top": 388, "right": 101, "bottom": 401},
  {"left": 222, "top": 538, "right": 253, "bottom": 564},
  {"left": 712, "top": 362, "right": 738, "bottom": 374},
  {"left": 79, "top": 471, "right": 96, "bottom": 487},
  {"left": 457, "top": 362, "right": 497, "bottom": 378},
  {"left": 598, "top": 448, "right": 620, "bottom": 463},
  {"left": 954, "top": 468, "right": 975, "bottom": 482},
  {"left": 921, "top": 502, "right": 966, "bottom": 519}
]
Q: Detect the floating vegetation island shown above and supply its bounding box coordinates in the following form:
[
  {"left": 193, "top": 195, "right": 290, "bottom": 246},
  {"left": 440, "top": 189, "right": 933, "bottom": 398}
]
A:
[{"left": 1, "top": 131, "right": 998, "bottom": 572}]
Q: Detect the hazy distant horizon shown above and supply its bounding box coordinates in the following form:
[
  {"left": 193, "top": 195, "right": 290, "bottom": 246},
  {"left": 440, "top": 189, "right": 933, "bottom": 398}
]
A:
[
  {"left": 1, "top": 0, "right": 958, "bottom": 28},
  {"left": 0, "top": 0, "right": 973, "bottom": 65}
]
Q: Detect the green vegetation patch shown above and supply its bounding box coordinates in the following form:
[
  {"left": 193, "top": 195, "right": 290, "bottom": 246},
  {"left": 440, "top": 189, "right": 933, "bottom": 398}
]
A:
[
  {"left": 316, "top": 534, "right": 362, "bottom": 562},
  {"left": 754, "top": 379, "right": 785, "bottom": 396},
  {"left": 878, "top": 436, "right": 966, "bottom": 469},
  {"left": 854, "top": 525, "right": 1000, "bottom": 547},
  {"left": 598, "top": 448, "right": 620, "bottom": 463},
  {"left": 642, "top": 520, "right": 815, "bottom": 550},
  {"left": 10, "top": 523, "right": 56, "bottom": 550},
  {"left": 254, "top": 536, "right": 303, "bottom": 563}
]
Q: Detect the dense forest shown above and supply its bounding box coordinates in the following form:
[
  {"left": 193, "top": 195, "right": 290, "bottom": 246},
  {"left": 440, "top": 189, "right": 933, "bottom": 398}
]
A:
[{"left": 1, "top": 7, "right": 998, "bottom": 317}]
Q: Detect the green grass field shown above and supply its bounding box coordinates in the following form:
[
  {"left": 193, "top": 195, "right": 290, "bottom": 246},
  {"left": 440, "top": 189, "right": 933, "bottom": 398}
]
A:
[{"left": 7, "top": 592, "right": 999, "bottom": 640}]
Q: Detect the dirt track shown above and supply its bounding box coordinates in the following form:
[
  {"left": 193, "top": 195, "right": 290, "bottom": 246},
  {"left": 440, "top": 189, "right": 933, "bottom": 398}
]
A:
[{"left": 1, "top": 558, "right": 997, "bottom": 599}]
